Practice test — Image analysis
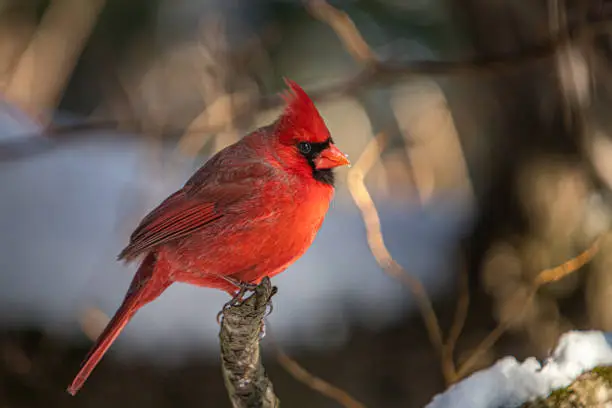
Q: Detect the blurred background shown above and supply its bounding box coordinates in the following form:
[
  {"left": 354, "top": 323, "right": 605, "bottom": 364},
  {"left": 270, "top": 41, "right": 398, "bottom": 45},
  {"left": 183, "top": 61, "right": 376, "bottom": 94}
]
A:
[{"left": 1, "top": 0, "right": 612, "bottom": 406}]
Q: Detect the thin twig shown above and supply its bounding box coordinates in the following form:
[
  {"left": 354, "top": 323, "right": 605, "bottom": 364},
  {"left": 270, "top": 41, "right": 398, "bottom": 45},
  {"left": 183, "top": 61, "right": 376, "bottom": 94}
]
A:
[
  {"left": 347, "top": 133, "right": 445, "bottom": 355},
  {"left": 445, "top": 265, "right": 470, "bottom": 359},
  {"left": 275, "top": 347, "right": 366, "bottom": 408},
  {"left": 305, "top": 0, "right": 376, "bottom": 64},
  {"left": 263, "top": 319, "right": 366, "bottom": 408},
  {"left": 533, "top": 234, "right": 603, "bottom": 286},
  {"left": 456, "top": 235, "right": 603, "bottom": 379},
  {"left": 442, "top": 263, "right": 470, "bottom": 384}
]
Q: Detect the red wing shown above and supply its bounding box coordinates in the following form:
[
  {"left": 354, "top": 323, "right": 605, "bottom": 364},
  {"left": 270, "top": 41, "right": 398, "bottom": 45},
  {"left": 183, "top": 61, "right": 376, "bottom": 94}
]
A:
[
  {"left": 117, "top": 151, "right": 279, "bottom": 261},
  {"left": 117, "top": 190, "right": 222, "bottom": 261}
]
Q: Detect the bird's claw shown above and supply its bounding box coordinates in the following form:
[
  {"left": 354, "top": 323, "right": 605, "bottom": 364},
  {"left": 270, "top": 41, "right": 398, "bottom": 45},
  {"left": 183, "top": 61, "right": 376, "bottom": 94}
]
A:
[
  {"left": 265, "top": 300, "right": 274, "bottom": 317},
  {"left": 216, "top": 282, "right": 257, "bottom": 325},
  {"left": 216, "top": 310, "right": 224, "bottom": 324},
  {"left": 217, "top": 293, "right": 243, "bottom": 324},
  {"left": 220, "top": 275, "right": 258, "bottom": 291},
  {"left": 216, "top": 300, "right": 235, "bottom": 324},
  {"left": 216, "top": 279, "right": 275, "bottom": 326}
]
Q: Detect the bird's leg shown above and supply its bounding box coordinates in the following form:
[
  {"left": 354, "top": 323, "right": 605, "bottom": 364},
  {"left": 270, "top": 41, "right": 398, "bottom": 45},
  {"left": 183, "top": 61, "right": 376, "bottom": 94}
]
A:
[
  {"left": 220, "top": 275, "right": 258, "bottom": 293},
  {"left": 239, "top": 282, "right": 258, "bottom": 291},
  {"left": 226, "top": 286, "right": 248, "bottom": 308}
]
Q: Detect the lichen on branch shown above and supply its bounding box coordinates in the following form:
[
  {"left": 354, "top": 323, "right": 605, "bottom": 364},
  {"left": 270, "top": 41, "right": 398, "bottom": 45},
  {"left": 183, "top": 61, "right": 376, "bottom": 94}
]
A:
[{"left": 522, "top": 366, "right": 612, "bottom": 408}]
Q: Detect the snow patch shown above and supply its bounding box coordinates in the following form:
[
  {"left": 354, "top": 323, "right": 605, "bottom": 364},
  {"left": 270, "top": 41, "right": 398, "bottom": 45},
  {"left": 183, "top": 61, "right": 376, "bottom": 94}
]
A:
[{"left": 427, "top": 331, "right": 612, "bottom": 408}]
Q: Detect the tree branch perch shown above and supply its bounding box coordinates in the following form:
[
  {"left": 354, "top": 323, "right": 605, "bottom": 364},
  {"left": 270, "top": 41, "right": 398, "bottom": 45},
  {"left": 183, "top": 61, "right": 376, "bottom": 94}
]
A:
[{"left": 219, "top": 277, "right": 280, "bottom": 408}]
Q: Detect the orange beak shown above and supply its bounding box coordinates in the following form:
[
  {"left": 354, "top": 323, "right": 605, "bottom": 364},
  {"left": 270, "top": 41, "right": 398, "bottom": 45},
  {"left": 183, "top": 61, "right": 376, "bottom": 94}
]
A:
[{"left": 314, "top": 144, "right": 350, "bottom": 170}]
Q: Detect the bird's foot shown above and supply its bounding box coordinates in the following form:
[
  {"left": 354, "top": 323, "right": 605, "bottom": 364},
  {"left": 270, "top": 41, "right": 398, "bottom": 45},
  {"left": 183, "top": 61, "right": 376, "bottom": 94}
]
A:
[
  {"left": 216, "top": 283, "right": 256, "bottom": 324},
  {"left": 216, "top": 278, "right": 273, "bottom": 325},
  {"left": 217, "top": 289, "right": 244, "bottom": 324}
]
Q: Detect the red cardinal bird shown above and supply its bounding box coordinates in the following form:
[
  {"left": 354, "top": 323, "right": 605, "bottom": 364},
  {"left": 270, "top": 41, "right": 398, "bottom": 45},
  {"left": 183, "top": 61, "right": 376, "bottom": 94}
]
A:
[{"left": 67, "top": 79, "right": 349, "bottom": 395}]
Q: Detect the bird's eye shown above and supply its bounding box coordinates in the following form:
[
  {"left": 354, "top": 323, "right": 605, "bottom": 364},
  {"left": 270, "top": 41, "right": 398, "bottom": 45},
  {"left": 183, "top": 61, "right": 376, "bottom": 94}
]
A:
[{"left": 298, "top": 142, "right": 312, "bottom": 154}]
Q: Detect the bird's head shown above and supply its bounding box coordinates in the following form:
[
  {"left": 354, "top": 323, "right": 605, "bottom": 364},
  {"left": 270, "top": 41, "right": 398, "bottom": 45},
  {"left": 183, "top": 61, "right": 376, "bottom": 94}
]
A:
[{"left": 274, "top": 78, "right": 350, "bottom": 185}]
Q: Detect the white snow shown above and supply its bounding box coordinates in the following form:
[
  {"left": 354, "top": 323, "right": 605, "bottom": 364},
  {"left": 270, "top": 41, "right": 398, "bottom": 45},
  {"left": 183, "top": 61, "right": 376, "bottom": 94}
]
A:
[{"left": 426, "top": 330, "right": 612, "bottom": 408}]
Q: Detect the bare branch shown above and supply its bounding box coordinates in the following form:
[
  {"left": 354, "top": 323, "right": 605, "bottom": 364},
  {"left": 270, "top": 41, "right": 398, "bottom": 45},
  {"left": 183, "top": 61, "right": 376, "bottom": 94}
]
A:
[{"left": 219, "top": 277, "right": 280, "bottom": 408}]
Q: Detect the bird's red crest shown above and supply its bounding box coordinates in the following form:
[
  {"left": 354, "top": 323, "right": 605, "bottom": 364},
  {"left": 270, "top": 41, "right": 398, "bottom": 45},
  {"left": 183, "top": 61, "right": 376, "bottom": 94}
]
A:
[{"left": 276, "top": 79, "right": 330, "bottom": 144}]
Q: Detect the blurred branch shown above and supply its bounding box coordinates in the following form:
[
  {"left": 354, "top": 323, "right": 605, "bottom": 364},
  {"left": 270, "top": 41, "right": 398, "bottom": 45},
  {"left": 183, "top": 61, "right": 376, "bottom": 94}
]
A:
[
  {"left": 305, "top": 0, "right": 376, "bottom": 64},
  {"left": 346, "top": 132, "right": 446, "bottom": 366},
  {"left": 4, "top": 0, "right": 106, "bottom": 124},
  {"left": 347, "top": 132, "right": 464, "bottom": 385},
  {"left": 442, "top": 263, "right": 470, "bottom": 384},
  {"left": 550, "top": 0, "right": 572, "bottom": 129},
  {"left": 0, "top": 120, "right": 133, "bottom": 163},
  {"left": 444, "top": 0, "right": 600, "bottom": 380},
  {"left": 456, "top": 234, "right": 603, "bottom": 380},
  {"left": 320, "top": 0, "right": 605, "bottom": 386},
  {"left": 219, "top": 277, "right": 280, "bottom": 408},
  {"left": 0, "top": 6, "right": 37, "bottom": 91},
  {"left": 303, "top": 0, "right": 612, "bottom": 81},
  {"left": 5, "top": 0, "right": 612, "bottom": 160},
  {"left": 348, "top": 129, "right": 604, "bottom": 385},
  {"left": 534, "top": 234, "right": 602, "bottom": 285},
  {"left": 173, "top": 15, "right": 241, "bottom": 157},
  {"left": 275, "top": 347, "right": 366, "bottom": 408}
]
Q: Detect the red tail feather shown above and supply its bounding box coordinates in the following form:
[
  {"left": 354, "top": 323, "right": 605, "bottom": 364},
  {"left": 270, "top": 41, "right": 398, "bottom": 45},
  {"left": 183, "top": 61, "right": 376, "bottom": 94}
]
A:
[
  {"left": 67, "top": 301, "right": 135, "bottom": 395},
  {"left": 67, "top": 253, "right": 169, "bottom": 395}
]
